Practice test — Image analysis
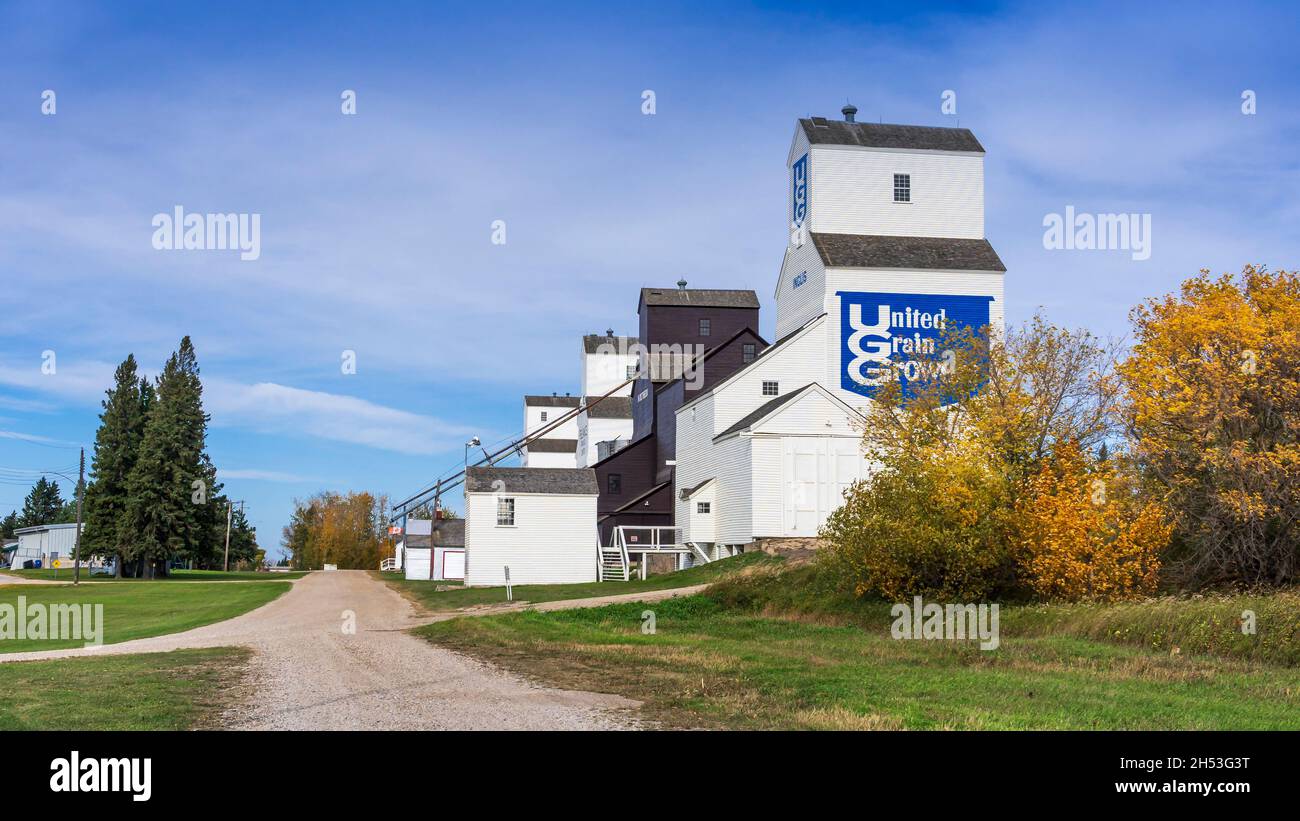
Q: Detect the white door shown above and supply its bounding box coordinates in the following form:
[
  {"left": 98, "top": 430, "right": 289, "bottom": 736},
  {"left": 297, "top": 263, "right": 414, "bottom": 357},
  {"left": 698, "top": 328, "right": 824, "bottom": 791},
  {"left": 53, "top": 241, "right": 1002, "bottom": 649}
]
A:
[
  {"left": 442, "top": 550, "right": 465, "bottom": 580},
  {"left": 781, "top": 437, "right": 869, "bottom": 537},
  {"left": 782, "top": 439, "right": 822, "bottom": 536}
]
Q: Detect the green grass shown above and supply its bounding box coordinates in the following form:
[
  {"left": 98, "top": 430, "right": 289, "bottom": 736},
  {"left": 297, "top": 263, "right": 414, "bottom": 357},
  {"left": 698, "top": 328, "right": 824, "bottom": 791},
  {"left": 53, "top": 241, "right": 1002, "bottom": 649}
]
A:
[
  {"left": 1, "top": 568, "right": 306, "bottom": 581},
  {"left": 0, "top": 647, "right": 252, "bottom": 729},
  {"left": 0, "top": 580, "right": 291, "bottom": 653},
  {"left": 379, "top": 552, "right": 779, "bottom": 612},
  {"left": 415, "top": 564, "right": 1300, "bottom": 730}
]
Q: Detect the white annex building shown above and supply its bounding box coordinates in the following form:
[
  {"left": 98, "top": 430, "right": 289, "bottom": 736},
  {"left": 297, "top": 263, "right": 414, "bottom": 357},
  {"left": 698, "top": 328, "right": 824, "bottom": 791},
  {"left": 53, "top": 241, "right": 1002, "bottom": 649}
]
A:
[
  {"left": 462, "top": 467, "right": 599, "bottom": 586},
  {"left": 673, "top": 107, "right": 1006, "bottom": 556}
]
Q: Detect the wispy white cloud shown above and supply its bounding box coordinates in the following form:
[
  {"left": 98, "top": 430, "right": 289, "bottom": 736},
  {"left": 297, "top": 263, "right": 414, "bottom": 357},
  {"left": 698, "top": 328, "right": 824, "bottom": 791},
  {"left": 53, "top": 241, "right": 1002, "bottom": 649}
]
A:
[
  {"left": 0, "top": 429, "right": 81, "bottom": 447},
  {"left": 0, "top": 360, "right": 469, "bottom": 456},
  {"left": 205, "top": 379, "right": 473, "bottom": 456}
]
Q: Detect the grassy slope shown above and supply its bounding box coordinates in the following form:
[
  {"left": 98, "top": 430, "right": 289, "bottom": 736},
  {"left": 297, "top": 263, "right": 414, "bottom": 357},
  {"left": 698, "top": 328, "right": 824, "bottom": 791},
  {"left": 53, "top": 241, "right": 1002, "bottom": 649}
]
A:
[
  {"left": 0, "top": 580, "right": 290, "bottom": 653},
  {"left": 0, "top": 647, "right": 252, "bottom": 730},
  {"left": 379, "top": 552, "right": 778, "bottom": 612},
  {"left": 1, "top": 568, "right": 306, "bottom": 582},
  {"left": 416, "top": 563, "right": 1300, "bottom": 730}
]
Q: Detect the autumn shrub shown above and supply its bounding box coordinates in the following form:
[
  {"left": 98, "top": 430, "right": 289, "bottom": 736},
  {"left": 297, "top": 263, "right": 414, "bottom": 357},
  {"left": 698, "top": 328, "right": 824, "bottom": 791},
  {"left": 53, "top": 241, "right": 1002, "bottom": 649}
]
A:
[
  {"left": 819, "top": 314, "right": 1161, "bottom": 603},
  {"left": 822, "top": 445, "right": 1017, "bottom": 601},
  {"left": 1014, "top": 441, "right": 1169, "bottom": 602}
]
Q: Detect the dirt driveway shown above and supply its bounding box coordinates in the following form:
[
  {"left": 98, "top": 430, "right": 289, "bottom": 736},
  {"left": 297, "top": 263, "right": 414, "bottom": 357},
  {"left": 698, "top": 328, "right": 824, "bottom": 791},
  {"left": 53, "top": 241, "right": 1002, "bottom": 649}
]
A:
[{"left": 0, "top": 570, "right": 642, "bottom": 730}]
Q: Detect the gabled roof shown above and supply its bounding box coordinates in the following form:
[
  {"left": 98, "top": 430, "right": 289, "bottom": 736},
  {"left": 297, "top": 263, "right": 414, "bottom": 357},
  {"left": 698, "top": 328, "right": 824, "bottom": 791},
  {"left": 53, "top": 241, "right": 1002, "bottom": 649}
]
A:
[
  {"left": 713, "top": 383, "right": 864, "bottom": 442},
  {"left": 524, "top": 394, "right": 581, "bottom": 408},
  {"left": 812, "top": 233, "right": 1006, "bottom": 272},
  {"left": 677, "top": 312, "right": 827, "bottom": 412},
  {"left": 465, "top": 467, "right": 597, "bottom": 495},
  {"left": 677, "top": 477, "right": 716, "bottom": 501},
  {"left": 638, "top": 288, "right": 760, "bottom": 311},
  {"left": 799, "top": 119, "right": 984, "bottom": 153},
  {"left": 582, "top": 334, "right": 638, "bottom": 354},
  {"left": 584, "top": 396, "right": 632, "bottom": 418},
  {"left": 525, "top": 438, "right": 577, "bottom": 453}
]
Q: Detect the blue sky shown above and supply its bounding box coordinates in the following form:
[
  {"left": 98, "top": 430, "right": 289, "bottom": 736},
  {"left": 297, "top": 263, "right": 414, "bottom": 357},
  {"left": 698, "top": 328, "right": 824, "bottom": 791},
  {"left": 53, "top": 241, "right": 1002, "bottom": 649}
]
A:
[{"left": 2, "top": 1, "right": 1298, "bottom": 559}]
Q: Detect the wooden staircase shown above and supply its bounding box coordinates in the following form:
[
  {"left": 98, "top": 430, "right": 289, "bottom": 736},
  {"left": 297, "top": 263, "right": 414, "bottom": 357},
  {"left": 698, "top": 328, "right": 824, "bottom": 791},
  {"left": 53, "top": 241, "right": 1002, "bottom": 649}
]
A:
[{"left": 599, "top": 547, "right": 629, "bottom": 581}]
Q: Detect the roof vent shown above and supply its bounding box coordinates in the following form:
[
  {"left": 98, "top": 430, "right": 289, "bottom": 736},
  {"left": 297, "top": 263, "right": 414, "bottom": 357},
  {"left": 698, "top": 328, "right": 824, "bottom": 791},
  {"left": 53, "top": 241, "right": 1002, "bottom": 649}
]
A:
[
  {"left": 677, "top": 278, "right": 688, "bottom": 290},
  {"left": 842, "top": 102, "right": 857, "bottom": 123},
  {"left": 606, "top": 328, "right": 614, "bottom": 337}
]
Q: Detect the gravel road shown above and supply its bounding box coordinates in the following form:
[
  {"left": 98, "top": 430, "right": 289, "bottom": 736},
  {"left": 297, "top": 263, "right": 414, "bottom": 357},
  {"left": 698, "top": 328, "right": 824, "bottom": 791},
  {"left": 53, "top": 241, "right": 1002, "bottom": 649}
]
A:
[{"left": 1, "top": 570, "right": 643, "bottom": 730}]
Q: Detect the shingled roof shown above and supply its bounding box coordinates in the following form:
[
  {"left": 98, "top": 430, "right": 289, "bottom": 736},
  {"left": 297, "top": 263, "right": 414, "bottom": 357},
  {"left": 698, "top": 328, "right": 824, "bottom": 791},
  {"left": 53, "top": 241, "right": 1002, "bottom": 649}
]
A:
[
  {"left": 811, "top": 233, "right": 1006, "bottom": 272},
  {"left": 405, "top": 518, "right": 465, "bottom": 548},
  {"left": 799, "top": 118, "right": 984, "bottom": 153},
  {"left": 524, "top": 394, "right": 581, "bottom": 408},
  {"left": 524, "top": 438, "right": 577, "bottom": 453},
  {"left": 582, "top": 334, "right": 638, "bottom": 354},
  {"left": 639, "top": 288, "right": 760, "bottom": 310},
  {"left": 465, "top": 467, "right": 598, "bottom": 495},
  {"left": 584, "top": 396, "right": 632, "bottom": 418}
]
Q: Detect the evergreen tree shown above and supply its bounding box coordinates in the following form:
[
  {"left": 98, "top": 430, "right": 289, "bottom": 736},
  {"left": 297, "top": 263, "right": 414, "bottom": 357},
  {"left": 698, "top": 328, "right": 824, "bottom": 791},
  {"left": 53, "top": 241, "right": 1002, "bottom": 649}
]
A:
[
  {"left": 18, "top": 477, "right": 65, "bottom": 527},
  {"left": 122, "top": 337, "right": 221, "bottom": 578},
  {"left": 54, "top": 499, "right": 78, "bottom": 524},
  {"left": 84, "top": 354, "right": 151, "bottom": 575},
  {"left": 1, "top": 510, "right": 19, "bottom": 539}
]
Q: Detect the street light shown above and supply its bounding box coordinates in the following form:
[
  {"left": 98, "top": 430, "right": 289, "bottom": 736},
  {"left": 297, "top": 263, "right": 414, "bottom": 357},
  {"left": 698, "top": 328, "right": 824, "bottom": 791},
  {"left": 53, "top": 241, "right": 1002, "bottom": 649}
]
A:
[{"left": 464, "top": 436, "right": 480, "bottom": 468}]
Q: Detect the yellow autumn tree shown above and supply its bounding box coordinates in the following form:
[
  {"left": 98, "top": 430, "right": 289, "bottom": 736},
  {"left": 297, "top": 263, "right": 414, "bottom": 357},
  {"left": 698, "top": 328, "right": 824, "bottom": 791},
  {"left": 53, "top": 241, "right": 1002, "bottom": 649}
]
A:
[
  {"left": 1016, "top": 441, "right": 1168, "bottom": 602},
  {"left": 1118, "top": 266, "right": 1300, "bottom": 588},
  {"left": 821, "top": 313, "right": 1126, "bottom": 601}
]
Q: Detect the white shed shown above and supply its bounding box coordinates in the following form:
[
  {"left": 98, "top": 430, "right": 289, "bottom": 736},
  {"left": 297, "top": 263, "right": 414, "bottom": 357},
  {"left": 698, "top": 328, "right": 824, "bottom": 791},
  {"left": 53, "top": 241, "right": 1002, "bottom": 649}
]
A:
[
  {"left": 11, "top": 523, "right": 84, "bottom": 569},
  {"left": 403, "top": 518, "right": 466, "bottom": 582},
  {"left": 463, "top": 466, "right": 599, "bottom": 586}
]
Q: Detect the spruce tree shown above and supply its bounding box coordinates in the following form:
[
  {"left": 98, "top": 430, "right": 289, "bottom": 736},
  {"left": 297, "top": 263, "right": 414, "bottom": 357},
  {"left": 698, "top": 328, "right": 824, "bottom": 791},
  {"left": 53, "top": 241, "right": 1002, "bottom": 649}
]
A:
[
  {"left": 1, "top": 511, "right": 18, "bottom": 539},
  {"left": 122, "top": 337, "right": 221, "bottom": 577},
  {"left": 19, "top": 477, "right": 65, "bottom": 527},
  {"left": 84, "top": 354, "right": 151, "bottom": 575}
]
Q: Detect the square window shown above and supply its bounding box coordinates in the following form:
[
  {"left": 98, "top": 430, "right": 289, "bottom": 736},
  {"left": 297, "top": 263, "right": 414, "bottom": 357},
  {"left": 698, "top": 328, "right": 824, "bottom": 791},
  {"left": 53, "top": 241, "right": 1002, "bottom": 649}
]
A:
[
  {"left": 696, "top": 501, "right": 711, "bottom": 514},
  {"left": 626, "top": 363, "right": 638, "bottom": 380},
  {"left": 743, "top": 343, "right": 756, "bottom": 364},
  {"left": 762, "top": 380, "right": 779, "bottom": 396},
  {"left": 608, "top": 473, "right": 622, "bottom": 494},
  {"left": 893, "top": 173, "right": 911, "bottom": 203},
  {"left": 540, "top": 411, "right": 548, "bottom": 422},
  {"left": 496, "top": 497, "right": 515, "bottom": 526},
  {"left": 699, "top": 318, "right": 711, "bottom": 337}
]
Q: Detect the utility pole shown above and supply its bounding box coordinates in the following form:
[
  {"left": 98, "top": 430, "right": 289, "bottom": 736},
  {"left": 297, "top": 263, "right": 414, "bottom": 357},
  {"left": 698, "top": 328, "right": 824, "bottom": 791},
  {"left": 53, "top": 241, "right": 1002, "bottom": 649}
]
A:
[
  {"left": 73, "top": 447, "right": 84, "bottom": 586},
  {"left": 223, "top": 499, "right": 244, "bottom": 572}
]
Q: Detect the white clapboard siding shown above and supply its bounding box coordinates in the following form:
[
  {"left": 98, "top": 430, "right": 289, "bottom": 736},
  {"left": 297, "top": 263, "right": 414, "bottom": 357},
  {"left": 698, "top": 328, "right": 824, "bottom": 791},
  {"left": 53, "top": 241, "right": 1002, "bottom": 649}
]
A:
[
  {"left": 708, "top": 316, "right": 829, "bottom": 435},
  {"left": 463, "top": 491, "right": 598, "bottom": 586},
  {"left": 404, "top": 548, "right": 431, "bottom": 581},
  {"left": 712, "top": 435, "right": 753, "bottom": 545},
  {"left": 775, "top": 238, "right": 828, "bottom": 340},
  {"left": 808, "top": 146, "right": 985, "bottom": 239},
  {"left": 674, "top": 393, "right": 716, "bottom": 543},
  {"left": 687, "top": 481, "right": 717, "bottom": 543}
]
